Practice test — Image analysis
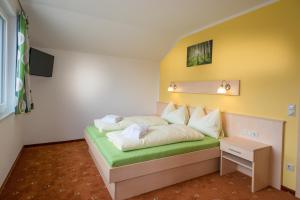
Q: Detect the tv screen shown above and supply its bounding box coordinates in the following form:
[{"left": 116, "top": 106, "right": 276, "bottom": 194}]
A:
[{"left": 29, "top": 48, "right": 54, "bottom": 77}]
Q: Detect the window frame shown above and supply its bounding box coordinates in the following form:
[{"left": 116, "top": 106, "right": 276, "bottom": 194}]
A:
[{"left": 0, "top": 8, "right": 8, "bottom": 115}]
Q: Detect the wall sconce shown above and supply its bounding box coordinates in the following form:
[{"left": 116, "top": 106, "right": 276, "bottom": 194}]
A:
[
  {"left": 168, "top": 82, "right": 177, "bottom": 92},
  {"left": 217, "top": 80, "right": 231, "bottom": 94},
  {"left": 165, "top": 80, "right": 239, "bottom": 95}
]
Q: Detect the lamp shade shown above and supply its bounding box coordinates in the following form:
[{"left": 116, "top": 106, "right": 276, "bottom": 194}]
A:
[
  {"left": 168, "top": 86, "right": 174, "bottom": 92},
  {"left": 217, "top": 86, "right": 227, "bottom": 94},
  {"left": 168, "top": 82, "right": 176, "bottom": 92}
]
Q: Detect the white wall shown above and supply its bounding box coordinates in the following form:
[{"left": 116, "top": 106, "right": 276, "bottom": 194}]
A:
[
  {"left": 0, "top": 115, "right": 22, "bottom": 186},
  {"left": 21, "top": 49, "right": 160, "bottom": 145}
]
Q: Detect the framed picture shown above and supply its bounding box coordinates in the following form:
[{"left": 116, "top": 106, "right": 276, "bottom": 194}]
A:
[{"left": 187, "top": 40, "right": 213, "bottom": 67}]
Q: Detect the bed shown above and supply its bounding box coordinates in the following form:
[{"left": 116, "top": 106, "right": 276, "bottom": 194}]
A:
[
  {"left": 85, "top": 101, "right": 284, "bottom": 200},
  {"left": 85, "top": 125, "right": 220, "bottom": 200}
]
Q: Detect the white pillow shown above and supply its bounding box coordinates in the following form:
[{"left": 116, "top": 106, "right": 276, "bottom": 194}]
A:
[
  {"left": 188, "top": 108, "right": 222, "bottom": 139},
  {"left": 161, "top": 102, "right": 176, "bottom": 118},
  {"left": 188, "top": 106, "right": 206, "bottom": 125},
  {"left": 161, "top": 104, "right": 189, "bottom": 125}
]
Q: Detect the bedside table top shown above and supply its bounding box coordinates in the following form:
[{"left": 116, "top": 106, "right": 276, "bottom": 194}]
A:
[{"left": 221, "top": 136, "right": 271, "bottom": 151}]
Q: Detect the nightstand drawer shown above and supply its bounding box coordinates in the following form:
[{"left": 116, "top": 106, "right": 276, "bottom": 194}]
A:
[{"left": 220, "top": 142, "right": 253, "bottom": 161}]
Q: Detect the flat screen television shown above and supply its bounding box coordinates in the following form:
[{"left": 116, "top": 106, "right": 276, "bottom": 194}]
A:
[{"left": 29, "top": 48, "right": 54, "bottom": 77}]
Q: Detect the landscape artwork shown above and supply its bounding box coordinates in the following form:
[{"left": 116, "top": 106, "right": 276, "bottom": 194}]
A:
[{"left": 187, "top": 40, "right": 213, "bottom": 67}]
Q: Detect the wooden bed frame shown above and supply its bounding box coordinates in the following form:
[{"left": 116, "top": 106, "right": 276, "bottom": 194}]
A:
[
  {"left": 85, "top": 132, "right": 219, "bottom": 200},
  {"left": 85, "top": 101, "right": 285, "bottom": 200}
]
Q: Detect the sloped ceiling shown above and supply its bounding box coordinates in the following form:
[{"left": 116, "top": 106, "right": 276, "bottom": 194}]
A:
[{"left": 21, "top": 0, "right": 275, "bottom": 60}]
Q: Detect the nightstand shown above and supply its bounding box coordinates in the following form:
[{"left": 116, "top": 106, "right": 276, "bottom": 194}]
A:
[{"left": 220, "top": 136, "right": 271, "bottom": 192}]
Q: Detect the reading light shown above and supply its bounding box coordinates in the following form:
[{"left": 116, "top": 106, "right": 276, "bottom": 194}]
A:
[
  {"left": 168, "top": 82, "right": 177, "bottom": 92},
  {"left": 217, "top": 80, "right": 231, "bottom": 94}
]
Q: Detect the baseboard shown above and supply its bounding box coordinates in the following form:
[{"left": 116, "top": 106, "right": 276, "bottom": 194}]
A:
[
  {"left": 24, "top": 138, "right": 85, "bottom": 148},
  {"left": 0, "top": 146, "right": 24, "bottom": 195},
  {"left": 281, "top": 185, "right": 295, "bottom": 195}
]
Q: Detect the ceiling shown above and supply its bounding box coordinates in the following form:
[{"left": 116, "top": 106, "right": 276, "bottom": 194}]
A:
[{"left": 21, "top": 0, "right": 275, "bottom": 60}]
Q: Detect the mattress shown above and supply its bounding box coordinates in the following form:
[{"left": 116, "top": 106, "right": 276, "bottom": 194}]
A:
[
  {"left": 86, "top": 125, "right": 106, "bottom": 141},
  {"left": 85, "top": 125, "right": 220, "bottom": 167}
]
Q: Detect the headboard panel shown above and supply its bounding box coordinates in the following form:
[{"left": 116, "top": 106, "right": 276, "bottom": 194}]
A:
[{"left": 157, "top": 101, "right": 285, "bottom": 190}]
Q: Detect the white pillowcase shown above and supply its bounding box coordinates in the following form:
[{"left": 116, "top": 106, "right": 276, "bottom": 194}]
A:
[
  {"left": 161, "top": 103, "right": 189, "bottom": 125},
  {"left": 188, "top": 107, "right": 206, "bottom": 124},
  {"left": 161, "top": 102, "right": 176, "bottom": 117},
  {"left": 188, "top": 108, "right": 222, "bottom": 139}
]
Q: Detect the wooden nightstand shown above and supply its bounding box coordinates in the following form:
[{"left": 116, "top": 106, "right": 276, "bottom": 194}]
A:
[{"left": 220, "top": 136, "right": 271, "bottom": 192}]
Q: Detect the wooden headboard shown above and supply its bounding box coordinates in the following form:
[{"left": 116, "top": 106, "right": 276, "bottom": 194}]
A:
[{"left": 157, "top": 101, "right": 285, "bottom": 190}]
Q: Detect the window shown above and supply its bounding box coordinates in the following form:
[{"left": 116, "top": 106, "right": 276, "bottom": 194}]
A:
[{"left": 0, "top": 12, "right": 7, "bottom": 114}]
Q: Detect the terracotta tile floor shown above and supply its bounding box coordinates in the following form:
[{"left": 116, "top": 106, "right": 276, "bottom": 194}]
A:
[{"left": 0, "top": 141, "right": 298, "bottom": 200}]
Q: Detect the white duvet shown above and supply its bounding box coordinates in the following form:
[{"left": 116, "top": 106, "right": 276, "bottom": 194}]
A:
[
  {"left": 107, "top": 124, "right": 205, "bottom": 151},
  {"left": 94, "top": 116, "right": 168, "bottom": 132}
]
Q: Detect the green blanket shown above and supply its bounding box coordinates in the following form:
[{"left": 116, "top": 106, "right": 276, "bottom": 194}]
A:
[{"left": 86, "top": 125, "right": 220, "bottom": 167}]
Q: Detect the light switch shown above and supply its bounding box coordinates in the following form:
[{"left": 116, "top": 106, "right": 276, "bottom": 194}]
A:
[{"left": 288, "top": 104, "right": 296, "bottom": 116}]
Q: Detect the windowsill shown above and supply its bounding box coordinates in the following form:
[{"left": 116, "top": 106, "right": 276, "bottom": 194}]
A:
[{"left": 0, "top": 111, "right": 14, "bottom": 121}]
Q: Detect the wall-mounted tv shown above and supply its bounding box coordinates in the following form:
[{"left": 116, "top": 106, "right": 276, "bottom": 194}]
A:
[{"left": 29, "top": 48, "right": 54, "bottom": 77}]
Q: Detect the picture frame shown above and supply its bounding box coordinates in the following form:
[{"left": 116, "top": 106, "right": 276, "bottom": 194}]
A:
[{"left": 187, "top": 40, "right": 213, "bottom": 67}]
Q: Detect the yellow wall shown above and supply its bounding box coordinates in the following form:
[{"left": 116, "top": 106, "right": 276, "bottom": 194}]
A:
[{"left": 160, "top": 0, "right": 300, "bottom": 189}]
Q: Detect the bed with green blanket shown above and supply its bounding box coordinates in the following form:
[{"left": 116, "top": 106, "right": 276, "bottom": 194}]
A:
[
  {"left": 85, "top": 125, "right": 220, "bottom": 167},
  {"left": 85, "top": 125, "right": 221, "bottom": 200}
]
